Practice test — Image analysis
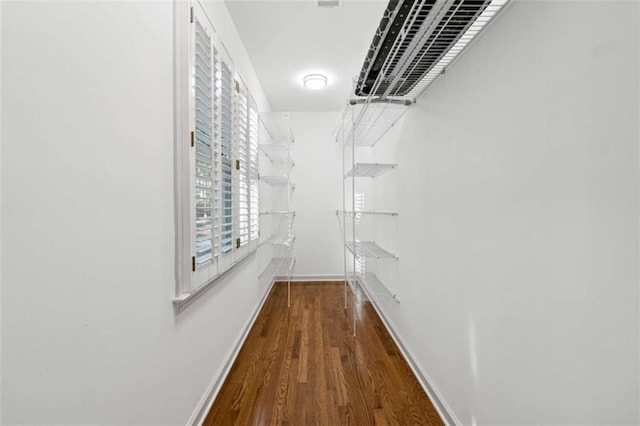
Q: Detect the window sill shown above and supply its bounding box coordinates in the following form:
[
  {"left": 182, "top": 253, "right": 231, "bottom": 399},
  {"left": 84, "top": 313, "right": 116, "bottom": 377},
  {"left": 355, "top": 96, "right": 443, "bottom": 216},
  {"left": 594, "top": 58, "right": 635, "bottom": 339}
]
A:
[{"left": 173, "top": 248, "right": 257, "bottom": 313}]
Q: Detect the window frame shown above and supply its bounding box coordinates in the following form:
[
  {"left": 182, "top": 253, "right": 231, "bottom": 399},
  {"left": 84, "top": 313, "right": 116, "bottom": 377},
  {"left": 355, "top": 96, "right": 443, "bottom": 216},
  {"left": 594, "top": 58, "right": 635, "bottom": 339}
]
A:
[{"left": 173, "top": 0, "right": 260, "bottom": 311}]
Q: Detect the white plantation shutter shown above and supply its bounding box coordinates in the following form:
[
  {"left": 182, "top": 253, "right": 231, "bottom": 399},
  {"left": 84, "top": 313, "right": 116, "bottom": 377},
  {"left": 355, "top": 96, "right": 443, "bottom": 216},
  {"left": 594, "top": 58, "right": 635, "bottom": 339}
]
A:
[
  {"left": 220, "top": 58, "right": 234, "bottom": 254},
  {"left": 176, "top": 1, "right": 263, "bottom": 301},
  {"left": 235, "top": 80, "right": 250, "bottom": 247},
  {"left": 192, "top": 8, "right": 214, "bottom": 269},
  {"left": 248, "top": 99, "right": 259, "bottom": 242},
  {"left": 212, "top": 44, "right": 222, "bottom": 258}
]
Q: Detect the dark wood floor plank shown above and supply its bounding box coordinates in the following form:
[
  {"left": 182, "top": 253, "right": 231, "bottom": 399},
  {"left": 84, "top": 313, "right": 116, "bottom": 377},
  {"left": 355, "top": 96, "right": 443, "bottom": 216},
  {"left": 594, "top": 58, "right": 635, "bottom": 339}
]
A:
[{"left": 205, "top": 282, "right": 443, "bottom": 426}]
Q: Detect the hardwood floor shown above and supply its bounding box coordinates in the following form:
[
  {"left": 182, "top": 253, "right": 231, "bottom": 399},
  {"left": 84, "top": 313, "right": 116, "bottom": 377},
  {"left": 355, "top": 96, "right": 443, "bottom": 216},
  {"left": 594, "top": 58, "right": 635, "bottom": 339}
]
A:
[{"left": 204, "top": 282, "right": 443, "bottom": 426}]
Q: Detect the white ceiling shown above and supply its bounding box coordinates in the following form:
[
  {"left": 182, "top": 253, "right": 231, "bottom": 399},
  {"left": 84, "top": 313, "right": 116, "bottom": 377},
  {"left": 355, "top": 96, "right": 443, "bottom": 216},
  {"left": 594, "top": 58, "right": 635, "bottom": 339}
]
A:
[{"left": 225, "top": 0, "right": 387, "bottom": 111}]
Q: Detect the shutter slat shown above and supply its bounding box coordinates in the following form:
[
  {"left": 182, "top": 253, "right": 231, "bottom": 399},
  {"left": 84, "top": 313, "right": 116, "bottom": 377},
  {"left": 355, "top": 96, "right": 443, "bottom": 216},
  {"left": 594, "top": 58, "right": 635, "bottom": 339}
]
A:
[{"left": 192, "top": 12, "right": 214, "bottom": 269}]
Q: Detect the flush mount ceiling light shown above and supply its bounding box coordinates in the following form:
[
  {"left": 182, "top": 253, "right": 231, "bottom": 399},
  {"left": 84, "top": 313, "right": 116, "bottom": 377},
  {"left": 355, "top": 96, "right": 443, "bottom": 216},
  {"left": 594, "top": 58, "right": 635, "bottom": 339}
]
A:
[
  {"left": 317, "top": 0, "right": 340, "bottom": 7},
  {"left": 303, "top": 74, "right": 328, "bottom": 90}
]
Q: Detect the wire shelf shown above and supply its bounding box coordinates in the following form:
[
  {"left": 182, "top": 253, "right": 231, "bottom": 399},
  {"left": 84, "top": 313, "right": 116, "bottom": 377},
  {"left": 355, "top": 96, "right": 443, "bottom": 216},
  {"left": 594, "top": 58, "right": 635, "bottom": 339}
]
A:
[
  {"left": 260, "top": 112, "right": 295, "bottom": 144},
  {"left": 260, "top": 175, "right": 290, "bottom": 185},
  {"left": 337, "top": 210, "right": 398, "bottom": 216},
  {"left": 346, "top": 241, "right": 397, "bottom": 259},
  {"left": 333, "top": 1, "right": 509, "bottom": 147},
  {"left": 274, "top": 257, "right": 296, "bottom": 278},
  {"left": 259, "top": 258, "right": 281, "bottom": 280},
  {"left": 259, "top": 257, "right": 295, "bottom": 280},
  {"left": 360, "top": 273, "right": 399, "bottom": 303},
  {"left": 260, "top": 210, "right": 295, "bottom": 215},
  {"left": 403, "top": 0, "right": 510, "bottom": 99},
  {"left": 259, "top": 144, "right": 292, "bottom": 163},
  {"left": 339, "top": 102, "right": 410, "bottom": 147},
  {"left": 272, "top": 233, "right": 295, "bottom": 248},
  {"left": 345, "top": 163, "right": 397, "bottom": 178}
]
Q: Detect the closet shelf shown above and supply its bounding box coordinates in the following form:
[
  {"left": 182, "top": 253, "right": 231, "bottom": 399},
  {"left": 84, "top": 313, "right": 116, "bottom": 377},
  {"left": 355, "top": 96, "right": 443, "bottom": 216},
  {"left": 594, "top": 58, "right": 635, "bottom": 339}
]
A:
[
  {"left": 336, "top": 210, "right": 398, "bottom": 216},
  {"left": 259, "top": 258, "right": 280, "bottom": 280},
  {"left": 260, "top": 174, "right": 288, "bottom": 184},
  {"left": 260, "top": 112, "right": 295, "bottom": 145},
  {"left": 259, "top": 257, "right": 296, "bottom": 280},
  {"left": 360, "top": 272, "right": 400, "bottom": 303},
  {"left": 260, "top": 210, "right": 295, "bottom": 215},
  {"left": 275, "top": 257, "right": 296, "bottom": 277},
  {"left": 337, "top": 101, "right": 410, "bottom": 147},
  {"left": 258, "top": 232, "right": 295, "bottom": 248},
  {"left": 272, "top": 233, "right": 295, "bottom": 248},
  {"left": 345, "top": 241, "right": 397, "bottom": 259},
  {"left": 345, "top": 163, "right": 396, "bottom": 178},
  {"left": 259, "top": 143, "right": 293, "bottom": 164},
  {"left": 260, "top": 175, "right": 295, "bottom": 190}
]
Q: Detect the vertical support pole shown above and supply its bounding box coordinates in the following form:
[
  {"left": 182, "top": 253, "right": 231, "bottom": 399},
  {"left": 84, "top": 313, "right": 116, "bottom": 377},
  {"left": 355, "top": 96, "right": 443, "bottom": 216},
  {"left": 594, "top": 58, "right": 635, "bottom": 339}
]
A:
[
  {"left": 342, "top": 117, "right": 347, "bottom": 311},
  {"left": 287, "top": 112, "right": 291, "bottom": 309},
  {"left": 351, "top": 106, "right": 357, "bottom": 338}
]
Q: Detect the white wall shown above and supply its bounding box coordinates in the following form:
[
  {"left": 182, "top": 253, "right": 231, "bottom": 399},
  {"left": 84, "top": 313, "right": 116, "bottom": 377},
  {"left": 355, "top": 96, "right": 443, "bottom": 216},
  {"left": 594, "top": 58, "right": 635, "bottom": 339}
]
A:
[
  {"left": 289, "top": 112, "right": 344, "bottom": 278},
  {"left": 369, "top": 1, "right": 639, "bottom": 424},
  {"left": 0, "top": 0, "right": 4, "bottom": 418},
  {"left": 1, "top": 1, "right": 274, "bottom": 423}
]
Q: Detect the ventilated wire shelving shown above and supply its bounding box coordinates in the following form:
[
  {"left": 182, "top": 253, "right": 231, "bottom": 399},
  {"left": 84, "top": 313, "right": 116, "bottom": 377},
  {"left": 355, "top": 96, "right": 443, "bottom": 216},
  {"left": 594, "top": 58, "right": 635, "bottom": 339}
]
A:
[
  {"left": 259, "top": 143, "right": 294, "bottom": 165},
  {"left": 361, "top": 273, "right": 399, "bottom": 304},
  {"left": 259, "top": 256, "right": 295, "bottom": 278},
  {"left": 260, "top": 175, "right": 289, "bottom": 185},
  {"left": 258, "top": 112, "right": 296, "bottom": 307},
  {"left": 259, "top": 256, "right": 296, "bottom": 280},
  {"left": 346, "top": 241, "right": 397, "bottom": 259},
  {"left": 272, "top": 233, "right": 295, "bottom": 248},
  {"left": 336, "top": 0, "right": 510, "bottom": 335},
  {"left": 337, "top": 210, "right": 398, "bottom": 216},
  {"left": 339, "top": 112, "right": 401, "bottom": 336},
  {"left": 334, "top": 0, "right": 511, "bottom": 152},
  {"left": 345, "top": 163, "right": 397, "bottom": 178},
  {"left": 260, "top": 210, "right": 295, "bottom": 215},
  {"left": 338, "top": 102, "right": 410, "bottom": 147}
]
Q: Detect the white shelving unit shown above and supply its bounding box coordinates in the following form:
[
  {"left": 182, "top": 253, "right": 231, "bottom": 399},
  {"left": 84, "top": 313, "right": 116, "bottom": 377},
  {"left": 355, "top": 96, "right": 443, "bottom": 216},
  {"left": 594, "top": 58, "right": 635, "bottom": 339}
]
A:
[
  {"left": 362, "top": 272, "right": 399, "bottom": 304},
  {"left": 260, "top": 174, "right": 290, "bottom": 185},
  {"left": 259, "top": 143, "right": 294, "bottom": 165},
  {"left": 337, "top": 100, "right": 401, "bottom": 337},
  {"left": 338, "top": 102, "right": 411, "bottom": 147},
  {"left": 345, "top": 163, "right": 397, "bottom": 178},
  {"left": 271, "top": 233, "right": 295, "bottom": 248},
  {"left": 259, "top": 257, "right": 296, "bottom": 281},
  {"left": 337, "top": 210, "right": 398, "bottom": 217},
  {"left": 345, "top": 241, "right": 397, "bottom": 259},
  {"left": 258, "top": 112, "right": 296, "bottom": 307},
  {"left": 260, "top": 210, "right": 295, "bottom": 216},
  {"left": 333, "top": 0, "right": 511, "bottom": 336}
]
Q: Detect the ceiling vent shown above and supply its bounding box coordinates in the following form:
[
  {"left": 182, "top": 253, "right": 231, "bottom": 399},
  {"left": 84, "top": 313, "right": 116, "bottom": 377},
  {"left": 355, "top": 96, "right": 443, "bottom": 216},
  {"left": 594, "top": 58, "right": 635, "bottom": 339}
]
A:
[
  {"left": 317, "top": 0, "right": 340, "bottom": 7},
  {"left": 355, "top": 0, "right": 508, "bottom": 98}
]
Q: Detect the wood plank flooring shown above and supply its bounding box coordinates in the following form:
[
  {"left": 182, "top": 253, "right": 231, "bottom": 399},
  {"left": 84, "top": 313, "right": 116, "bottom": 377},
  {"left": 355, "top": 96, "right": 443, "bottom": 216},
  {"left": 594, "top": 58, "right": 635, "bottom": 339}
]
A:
[{"left": 204, "top": 282, "right": 443, "bottom": 426}]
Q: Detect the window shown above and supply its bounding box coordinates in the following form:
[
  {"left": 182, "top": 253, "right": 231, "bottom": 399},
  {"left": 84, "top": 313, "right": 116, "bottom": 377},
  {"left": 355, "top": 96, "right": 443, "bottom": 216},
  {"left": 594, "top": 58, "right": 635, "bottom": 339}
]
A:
[
  {"left": 174, "top": 1, "right": 261, "bottom": 305},
  {"left": 235, "top": 79, "right": 249, "bottom": 248},
  {"left": 193, "top": 8, "right": 214, "bottom": 269},
  {"left": 235, "top": 79, "right": 261, "bottom": 248},
  {"left": 220, "top": 56, "right": 234, "bottom": 255},
  {"left": 248, "top": 98, "right": 260, "bottom": 242}
]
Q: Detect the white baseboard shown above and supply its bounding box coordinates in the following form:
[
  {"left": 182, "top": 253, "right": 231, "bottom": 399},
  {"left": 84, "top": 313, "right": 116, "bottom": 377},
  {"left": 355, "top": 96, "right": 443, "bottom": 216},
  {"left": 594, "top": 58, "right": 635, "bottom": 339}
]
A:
[
  {"left": 356, "top": 280, "right": 461, "bottom": 426},
  {"left": 274, "top": 274, "right": 344, "bottom": 282},
  {"left": 186, "top": 278, "right": 277, "bottom": 426}
]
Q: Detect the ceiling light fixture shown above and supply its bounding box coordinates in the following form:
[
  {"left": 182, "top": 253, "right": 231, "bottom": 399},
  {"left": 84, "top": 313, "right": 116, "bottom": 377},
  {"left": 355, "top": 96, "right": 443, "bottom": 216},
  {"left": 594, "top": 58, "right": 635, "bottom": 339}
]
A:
[
  {"left": 303, "top": 74, "right": 328, "bottom": 90},
  {"left": 317, "top": 0, "right": 340, "bottom": 7}
]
